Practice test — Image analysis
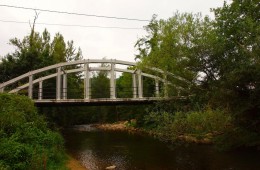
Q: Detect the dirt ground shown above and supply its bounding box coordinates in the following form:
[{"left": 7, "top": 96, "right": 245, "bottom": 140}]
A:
[
  {"left": 93, "top": 121, "right": 128, "bottom": 131},
  {"left": 67, "top": 157, "right": 87, "bottom": 170}
]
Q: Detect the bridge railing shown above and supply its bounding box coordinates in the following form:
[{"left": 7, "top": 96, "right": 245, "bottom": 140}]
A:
[
  {"left": 0, "top": 59, "right": 172, "bottom": 101},
  {"left": 29, "top": 86, "right": 162, "bottom": 100}
]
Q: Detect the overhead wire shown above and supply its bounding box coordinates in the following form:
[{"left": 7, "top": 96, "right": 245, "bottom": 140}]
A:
[
  {"left": 0, "top": 19, "right": 143, "bottom": 30},
  {"left": 0, "top": 4, "right": 150, "bottom": 22}
]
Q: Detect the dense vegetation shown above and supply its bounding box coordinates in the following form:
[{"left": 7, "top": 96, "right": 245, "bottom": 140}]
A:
[
  {"left": 135, "top": 0, "right": 259, "bottom": 149},
  {"left": 0, "top": 21, "right": 82, "bottom": 169},
  {"left": 0, "top": 93, "right": 66, "bottom": 170},
  {"left": 0, "top": 0, "right": 259, "bottom": 151}
]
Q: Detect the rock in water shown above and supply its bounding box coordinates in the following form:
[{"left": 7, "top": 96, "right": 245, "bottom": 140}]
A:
[{"left": 105, "top": 165, "right": 116, "bottom": 169}]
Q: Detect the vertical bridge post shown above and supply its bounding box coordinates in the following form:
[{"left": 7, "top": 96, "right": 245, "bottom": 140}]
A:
[
  {"left": 38, "top": 80, "right": 43, "bottom": 100},
  {"left": 132, "top": 73, "right": 137, "bottom": 98},
  {"left": 56, "top": 67, "right": 61, "bottom": 100},
  {"left": 155, "top": 79, "right": 160, "bottom": 97},
  {"left": 137, "top": 69, "right": 143, "bottom": 98},
  {"left": 110, "top": 62, "right": 116, "bottom": 99},
  {"left": 28, "top": 73, "right": 33, "bottom": 99},
  {"left": 84, "top": 63, "right": 90, "bottom": 99},
  {"left": 63, "top": 73, "right": 67, "bottom": 99}
]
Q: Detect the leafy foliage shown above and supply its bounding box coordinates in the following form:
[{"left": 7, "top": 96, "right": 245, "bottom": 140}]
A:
[
  {"left": 212, "top": 0, "right": 260, "bottom": 130},
  {"left": 116, "top": 72, "right": 133, "bottom": 98},
  {"left": 144, "top": 108, "right": 232, "bottom": 141},
  {"left": 0, "top": 0, "right": 258, "bottom": 151},
  {"left": 0, "top": 27, "right": 83, "bottom": 100},
  {"left": 135, "top": 13, "right": 214, "bottom": 96},
  {"left": 91, "top": 63, "right": 110, "bottom": 99},
  {"left": 0, "top": 93, "right": 67, "bottom": 170},
  {"left": 0, "top": 29, "right": 82, "bottom": 82},
  {"left": 136, "top": 0, "right": 260, "bottom": 148}
]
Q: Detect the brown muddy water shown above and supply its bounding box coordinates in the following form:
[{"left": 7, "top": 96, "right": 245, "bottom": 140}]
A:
[{"left": 63, "top": 125, "right": 260, "bottom": 170}]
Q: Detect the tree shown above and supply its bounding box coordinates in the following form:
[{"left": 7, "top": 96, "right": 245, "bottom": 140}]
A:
[
  {"left": 0, "top": 26, "right": 82, "bottom": 83},
  {"left": 90, "top": 62, "right": 110, "bottom": 98},
  {"left": 0, "top": 24, "right": 83, "bottom": 99},
  {"left": 136, "top": 1, "right": 260, "bottom": 138},
  {"left": 116, "top": 72, "right": 133, "bottom": 98},
  {"left": 135, "top": 13, "right": 216, "bottom": 98},
  {"left": 212, "top": 0, "right": 260, "bottom": 130}
]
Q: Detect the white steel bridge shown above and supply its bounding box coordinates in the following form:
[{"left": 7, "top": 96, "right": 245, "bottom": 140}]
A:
[{"left": 0, "top": 59, "right": 176, "bottom": 106}]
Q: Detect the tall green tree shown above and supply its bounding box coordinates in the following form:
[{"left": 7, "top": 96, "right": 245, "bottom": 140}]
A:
[
  {"left": 90, "top": 62, "right": 110, "bottom": 98},
  {"left": 212, "top": 0, "right": 260, "bottom": 130},
  {"left": 136, "top": 1, "right": 259, "bottom": 134},
  {"left": 0, "top": 27, "right": 82, "bottom": 83},
  {"left": 116, "top": 72, "right": 133, "bottom": 98},
  {"left": 135, "top": 13, "right": 216, "bottom": 97},
  {"left": 0, "top": 25, "right": 83, "bottom": 99}
]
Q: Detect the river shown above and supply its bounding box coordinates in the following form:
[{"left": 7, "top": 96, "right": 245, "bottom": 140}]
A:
[{"left": 63, "top": 125, "right": 260, "bottom": 170}]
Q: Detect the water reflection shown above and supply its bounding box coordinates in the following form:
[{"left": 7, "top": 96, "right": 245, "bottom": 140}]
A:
[
  {"left": 79, "top": 149, "right": 129, "bottom": 170},
  {"left": 64, "top": 126, "right": 260, "bottom": 170}
]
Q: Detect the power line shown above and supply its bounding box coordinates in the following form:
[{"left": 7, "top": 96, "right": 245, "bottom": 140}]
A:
[
  {"left": 0, "top": 19, "right": 143, "bottom": 30},
  {"left": 0, "top": 4, "right": 150, "bottom": 22}
]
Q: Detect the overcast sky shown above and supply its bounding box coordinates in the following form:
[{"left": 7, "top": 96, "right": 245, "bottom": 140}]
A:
[{"left": 0, "top": 0, "right": 225, "bottom": 62}]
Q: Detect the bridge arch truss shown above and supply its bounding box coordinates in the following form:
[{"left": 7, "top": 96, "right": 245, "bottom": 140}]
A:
[{"left": 0, "top": 59, "right": 170, "bottom": 105}]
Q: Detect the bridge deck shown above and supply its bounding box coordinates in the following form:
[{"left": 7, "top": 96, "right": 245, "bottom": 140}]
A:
[{"left": 34, "top": 97, "right": 164, "bottom": 106}]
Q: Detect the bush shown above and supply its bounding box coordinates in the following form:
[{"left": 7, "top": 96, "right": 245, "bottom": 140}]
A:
[
  {"left": 0, "top": 93, "right": 67, "bottom": 170},
  {"left": 186, "top": 108, "right": 232, "bottom": 134},
  {"left": 144, "top": 108, "right": 232, "bottom": 141}
]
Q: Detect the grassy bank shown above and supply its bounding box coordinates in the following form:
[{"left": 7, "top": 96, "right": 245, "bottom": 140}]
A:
[
  {"left": 141, "top": 108, "right": 260, "bottom": 150},
  {"left": 94, "top": 120, "right": 216, "bottom": 144},
  {"left": 94, "top": 108, "right": 260, "bottom": 150}
]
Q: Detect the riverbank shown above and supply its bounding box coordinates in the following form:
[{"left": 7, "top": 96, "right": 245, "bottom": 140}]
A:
[
  {"left": 93, "top": 121, "right": 214, "bottom": 144},
  {"left": 93, "top": 121, "right": 129, "bottom": 131},
  {"left": 64, "top": 123, "right": 260, "bottom": 170},
  {"left": 67, "top": 156, "right": 87, "bottom": 170},
  {"left": 64, "top": 122, "right": 235, "bottom": 169}
]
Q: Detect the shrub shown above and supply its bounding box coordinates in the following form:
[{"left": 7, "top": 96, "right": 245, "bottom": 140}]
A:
[
  {"left": 186, "top": 108, "right": 232, "bottom": 134},
  {"left": 144, "top": 107, "right": 232, "bottom": 141},
  {"left": 0, "top": 93, "right": 67, "bottom": 170}
]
